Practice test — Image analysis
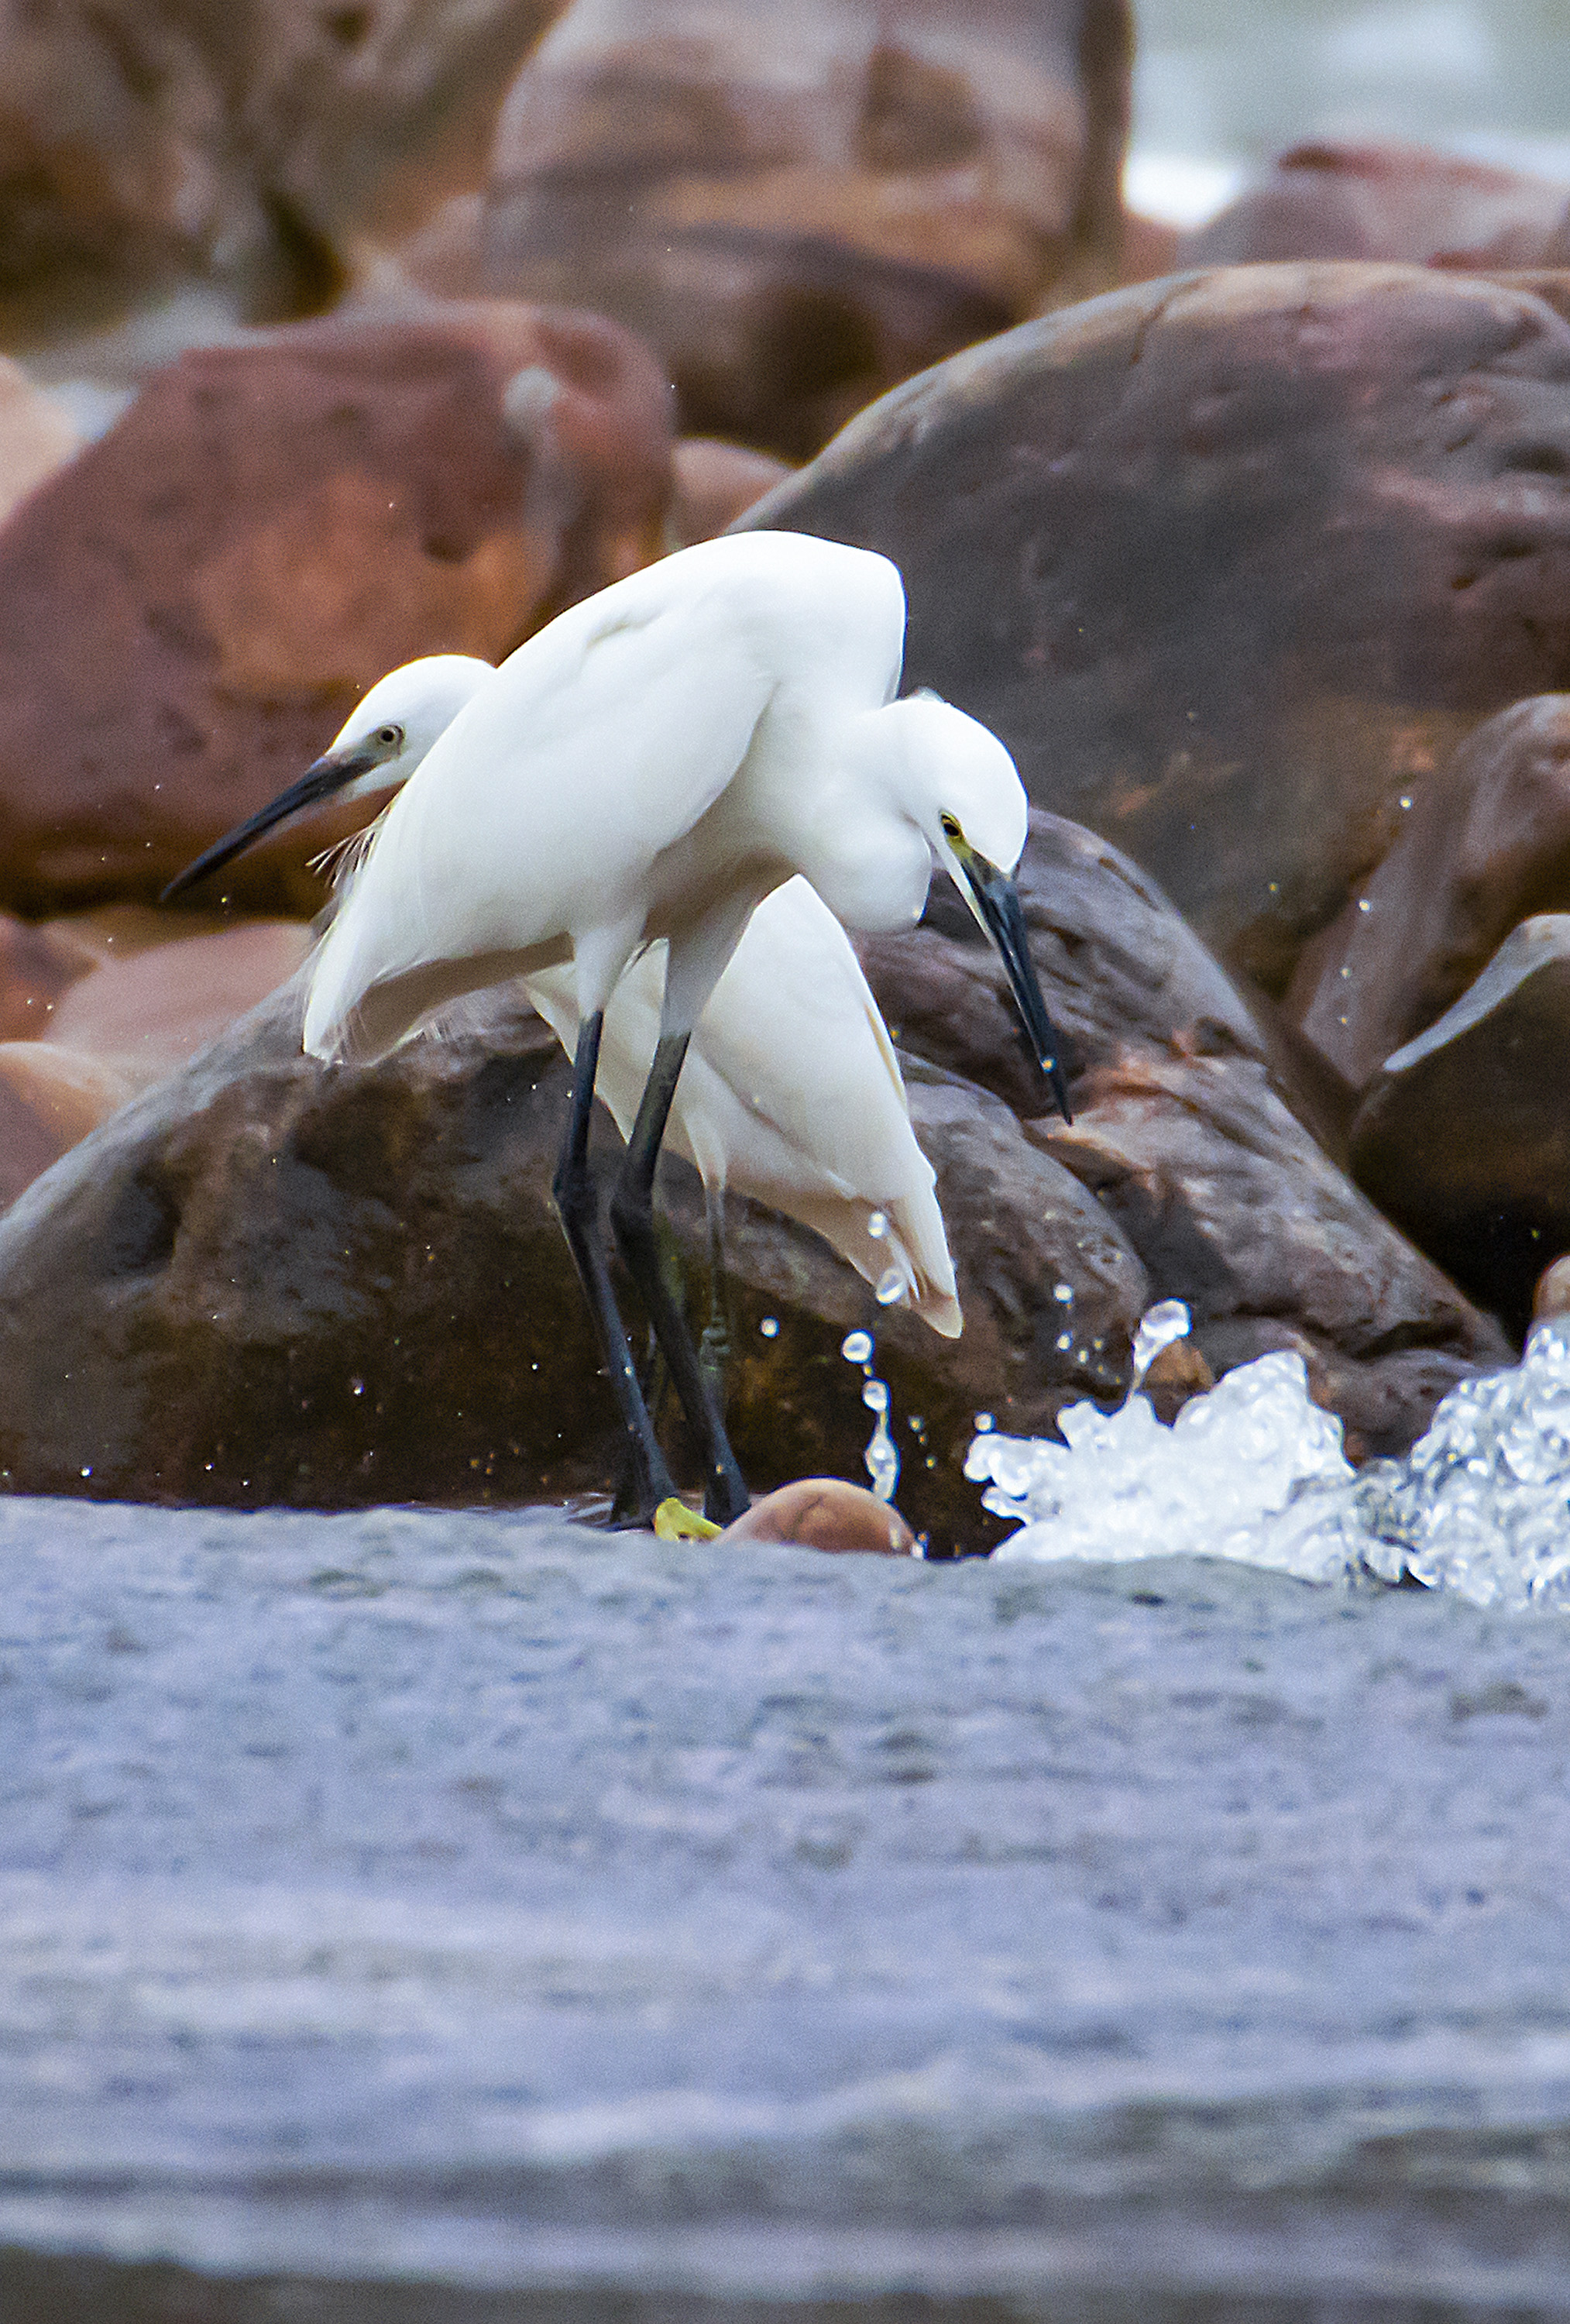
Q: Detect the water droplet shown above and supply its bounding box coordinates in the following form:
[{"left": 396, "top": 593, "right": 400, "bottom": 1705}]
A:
[
  {"left": 1129, "top": 1299, "right": 1191, "bottom": 1389},
  {"left": 841, "top": 1330, "right": 874, "bottom": 1366},
  {"left": 874, "top": 1265, "right": 906, "bottom": 1306},
  {"left": 79, "top": 1466, "right": 91, "bottom": 1478},
  {"left": 867, "top": 1209, "right": 888, "bottom": 1240},
  {"left": 1399, "top": 793, "right": 1412, "bottom": 810},
  {"left": 1053, "top": 1282, "right": 1074, "bottom": 1304},
  {"left": 759, "top": 1317, "right": 779, "bottom": 1339},
  {"left": 862, "top": 1378, "right": 889, "bottom": 1415},
  {"left": 974, "top": 1411, "right": 995, "bottom": 1432},
  {"left": 1056, "top": 1332, "right": 1072, "bottom": 1351},
  {"left": 351, "top": 1377, "right": 366, "bottom": 1397},
  {"left": 1358, "top": 898, "right": 1372, "bottom": 914}
]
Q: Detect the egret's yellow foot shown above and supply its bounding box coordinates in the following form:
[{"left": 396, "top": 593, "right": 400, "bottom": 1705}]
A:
[{"left": 654, "top": 1497, "right": 723, "bottom": 1541}]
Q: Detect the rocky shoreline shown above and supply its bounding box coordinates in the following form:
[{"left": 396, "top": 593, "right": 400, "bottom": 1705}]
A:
[{"left": 1, "top": 2, "right": 1569, "bottom": 1544}]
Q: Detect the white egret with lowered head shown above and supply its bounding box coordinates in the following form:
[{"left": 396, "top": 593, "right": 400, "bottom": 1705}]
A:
[{"left": 164, "top": 531, "right": 1069, "bottom": 1525}]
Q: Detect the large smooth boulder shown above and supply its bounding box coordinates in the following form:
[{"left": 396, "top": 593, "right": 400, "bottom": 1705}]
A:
[
  {"left": 0, "top": 0, "right": 565, "bottom": 318},
  {"left": 475, "top": 0, "right": 1132, "bottom": 456},
  {"left": 745, "top": 262, "right": 1570, "bottom": 992},
  {"left": 0, "top": 978, "right": 1150, "bottom": 1549},
  {"left": 1288, "top": 696, "right": 1570, "bottom": 1089},
  {"left": 863, "top": 812, "right": 1509, "bottom": 1457},
  {"left": 1177, "top": 141, "right": 1570, "bottom": 273},
  {"left": 1350, "top": 916, "right": 1570, "bottom": 1334},
  {"left": 0, "top": 304, "right": 672, "bottom": 919}
]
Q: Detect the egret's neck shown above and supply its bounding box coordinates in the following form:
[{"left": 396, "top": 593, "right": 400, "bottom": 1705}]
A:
[{"left": 795, "top": 708, "right": 933, "bottom": 933}]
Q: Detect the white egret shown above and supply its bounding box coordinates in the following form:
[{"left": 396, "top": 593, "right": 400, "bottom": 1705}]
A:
[{"left": 165, "top": 531, "right": 1069, "bottom": 1523}]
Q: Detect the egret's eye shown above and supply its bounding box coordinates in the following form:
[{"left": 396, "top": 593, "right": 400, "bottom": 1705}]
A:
[
  {"left": 940, "top": 812, "right": 962, "bottom": 841},
  {"left": 376, "top": 724, "right": 404, "bottom": 750}
]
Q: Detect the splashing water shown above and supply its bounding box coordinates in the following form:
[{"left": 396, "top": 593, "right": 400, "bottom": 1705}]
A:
[
  {"left": 1128, "top": 1299, "right": 1191, "bottom": 1391},
  {"left": 842, "top": 1330, "right": 900, "bottom": 1504},
  {"left": 1354, "top": 1322, "right": 1570, "bottom": 1610},
  {"left": 965, "top": 1309, "right": 1570, "bottom": 1607}
]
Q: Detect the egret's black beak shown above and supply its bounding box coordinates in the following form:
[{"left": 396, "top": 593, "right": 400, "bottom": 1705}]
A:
[
  {"left": 954, "top": 844, "right": 1074, "bottom": 1123},
  {"left": 159, "top": 747, "right": 381, "bottom": 902}
]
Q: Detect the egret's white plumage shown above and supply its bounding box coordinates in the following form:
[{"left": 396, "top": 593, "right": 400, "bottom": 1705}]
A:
[
  {"left": 165, "top": 531, "right": 1069, "bottom": 1520},
  {"left": 296, "top": 531, "right": 1027, "bottom": 1070},
  {"left": 527, "top": 879, "right": 962, "bottom": 1337}
]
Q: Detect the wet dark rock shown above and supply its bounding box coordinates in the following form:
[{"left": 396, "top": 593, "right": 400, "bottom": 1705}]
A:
[
  {"left": 1034, "top": 1050, "right": 1508, "bottom": 1461},
  {"left": 1289, "top": 695, "right": 1570, "bottom": 1090},
  {"left": 861, "top": 810, "right": 1510, "bottom": 1459},
  {"left": 0, "top": 304, "right": 673, "bottom": 919},
  {"left": 0, "top": 979, "right": 1149, "bottom": 1549},
  {"left": 1177, "top": 140, "right": 1570, "bottom": 273},
  {"left": 861, "top": 810, "right": 1346, "bottom": 1150},
  {"left": 476, "top": 0, "right": 1132, "bottom": 458},
  {"left": 1350, "top": 916, "right": 1570, "bottom": 1337},
  {"left": 745, "top": 262, "right": 1570, "bottom": 992}
]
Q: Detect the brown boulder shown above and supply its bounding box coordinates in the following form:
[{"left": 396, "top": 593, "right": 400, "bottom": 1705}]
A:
[
  {"left": 1349, "top": 916, "right": 1570, "bottom": 1335},
  {"left": 744, "top": 262, "right": 1570, "bottom": 992},
  {"left": 1533, "top": 1253, "right": 1570, "bottom": 1325},
  {"left": 1288, "top": 696, "right": 1570, "bottom": 1088},
  {"left": 668, "top": 439, "right": 795, "bottom": 549},
  {"left": 0, "top": 914, "right": 101, "bottom": 1042},
  {"left": 476, "top": 0, "right": 1132, "bottom": 456},
  {"left": 41, "top": 920, "right": 314, "bottom": 1089},
  {"left": 0, "top": 360, "right": 78, "bottom": 526},
  {"left": 0, "top": 304, "right": 673, "bottom": 918},
  {"left": 0, "top": 1045, "right": 133, "bottom": 1211},
  {"left": 1177, "top": 141, "right": 1570, "bottom": 274},
  {"left": 0, "top": 979, "right": 1150, "bottom": 1548},
  {"left": 0, "top": 0, "right": 565, "bottom": 320}
]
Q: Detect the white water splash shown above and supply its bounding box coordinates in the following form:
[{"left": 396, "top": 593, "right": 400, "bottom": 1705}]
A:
[
  {"left": 967, "top": 1347, "right": 1363, "bottom": 1582},
  {"left": 842, "top": 1331, "right": 900, "bottom": 1504},
  {"left": 1129, "top": 1298, "right": 1192, "bottom": 1391},
  {"left": 1355, "top": 1322, "right": 1570, "bottom": 1610},
  {"left": 964, "top": 1308, "right": 1570, "bottom": 1607}
]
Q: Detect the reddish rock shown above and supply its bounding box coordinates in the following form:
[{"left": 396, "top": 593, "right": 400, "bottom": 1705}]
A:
[
  {"left": 671, "top": 439, "right": 795, "bottom": 548},
  {"left": 1177, "top": 141, "right": 1570, "bottom": 275},
  {"left": 0, "top": 916, "right": 101, "bottom": 1043},
  {"left": 1117, "top": 208, "right": 1181, "bottom": 285},
  {"left": 1289, "top": 696, "right": 1570, "bottom": 1088},
  {"left": 719, "top": 1478, "right": 916, "bottom": 1554},
  {"left": 478, "top": 0, "right": 1132, "bottom": 456},
  {"left": 42, "top": 920, "right": 313, "bottom": 1091},
  {"left": 0, "top": 361, "right": 78, "bottom": 526},
  {"left": 0, "top": 1045, "right": 132, "bottom": 1211},
  {"left": 748, "top": 263, "right": 1570, "bottom": 992},
  {"left": 0, "top": 304, "right": 673, "bottom": 917},
  {"left": 0, "top": 0, "right": 566, "bottom": 318},
  {"left": 1350, "top": 915, "right": 1570, "bottom": 1335}
]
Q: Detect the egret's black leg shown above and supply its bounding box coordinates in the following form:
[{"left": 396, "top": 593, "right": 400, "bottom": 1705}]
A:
[
  {"left": 551, "top": 1010, "right": 679, "bottom": 1523},
  {"left": 610, "top": 1031, "right": 750, "bottom": 1526},
  {"left": 698, "top": 1185, "right": 732, "bottom": 1410}
]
